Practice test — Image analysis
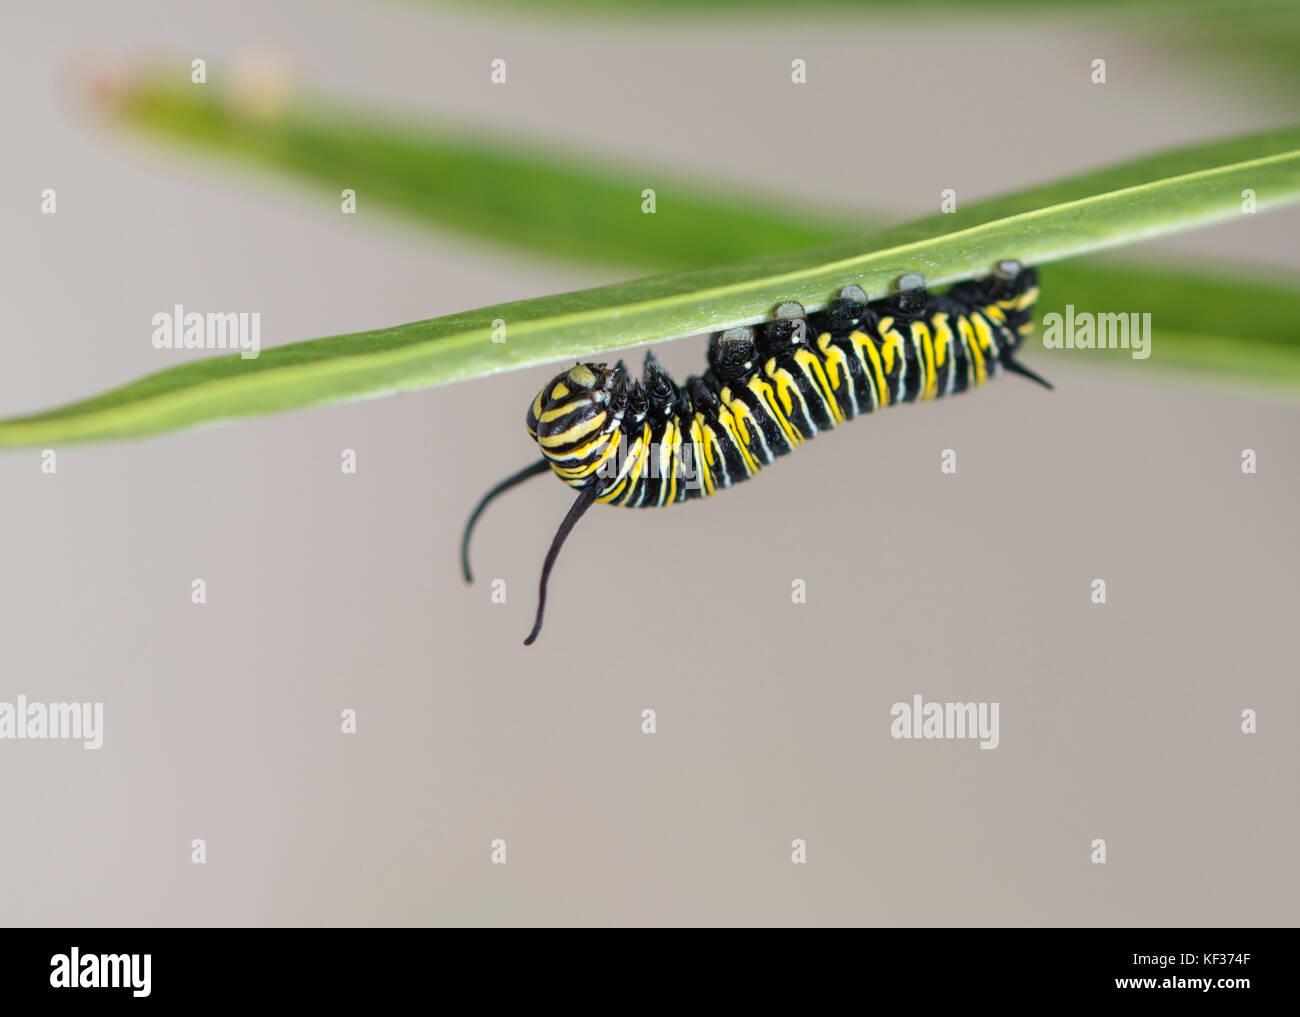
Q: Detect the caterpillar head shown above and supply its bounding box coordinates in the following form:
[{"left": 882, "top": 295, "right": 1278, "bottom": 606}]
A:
[{"left": 526, "top": 363, "right": 628, "bottom": 484}]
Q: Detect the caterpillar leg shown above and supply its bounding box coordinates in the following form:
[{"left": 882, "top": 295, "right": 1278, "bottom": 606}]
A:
[
  {"left": 708, "top": 326, "right": 758, "bottom": 384},
  {"left": 460, "top": 459, "right": 550, "bottom": 583},
  {"left": 994, "top": 259, "right": 1023, "bottom": 283},
  {"left": 524, "top": 482, "right": 600, "bottom": 646},
  {"left": 820, "top": 285, "right": 869, "bottom": 332},
  {"left": 891, "top": 272, "right": 929, "bottom": 315},
  {"left": 756, "top": 300, "right": 808, "bottom": 360}
]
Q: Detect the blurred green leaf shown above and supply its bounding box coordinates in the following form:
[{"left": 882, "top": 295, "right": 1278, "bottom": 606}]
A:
[
  {"left": 2, "top": 114, "right": 1298, "bottom": 447},
  {"left": 1170, "top": 4, "right": 1300, "bottom": 91},
  {"left": 1037, "top": 261, "right": 1300, "bottom": 389},
  {"left": 113, "top": 76, "right": 848, "bottom": 270}
]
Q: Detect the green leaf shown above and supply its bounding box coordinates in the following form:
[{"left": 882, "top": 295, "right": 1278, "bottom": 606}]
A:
[
  {"left": 113, "top": 76, "right": 850, "bottom": 270},
  {"left": 1036, "top": 260, "right": 1300, "bottom": 391},
  {"left": 1166, "top": 2, "right": 1300, "bottom": 91},
  {"left": 107, "top": 78, "right": 1300, "bottom": 387},
  {"left": 3, "top": 120, "right": 1299, "bottom": 447}
]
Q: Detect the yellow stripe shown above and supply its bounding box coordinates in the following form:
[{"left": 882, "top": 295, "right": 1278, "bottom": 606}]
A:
[
  {"left": 600, "top": 426, "right": 647, "bottom": 509},
  {"left": 722, "top": 388, "right": 766, "bottom": 467},
  {"left": 747, "top": 373, "right": 799, "bottom": 446},
  {"left": 539, "top": 411, "right": 606, "bottom": 447},
  {"left": 596, "top": 429, "right": 641, "bottom": 502},
  {"left": 850, "top": 329, "right": 888, "bottom": 408},
  {"left": 701, "top": 423, "right": 726, "bottom": 488},
  {"left": 609, "top": 425, "right": 650, "bottom": 506},
  {"left": 972, "top": 312, "right": 997, "bottom": 355},
  {"left": 816, "top": 333, "right": 847, "bottom": 390},
  {"left": 538, "top": 399, "right": 591, "bottom": 424},
  {"left": 664, "top": 418, "right": 680, "bottom": 505},
  {"left": 628, "top": 423, "right": 653, "bottom": 505},
  {"left": 912, "top": 321, "right": 937, "bottom": 401},
  {"left": 957, "top": 315, "right": 986, "bottom": 386},
  {"left": 816, "top": 332, "right": 856, "bottom": 415},
  {"left": 766, "top": 361, "right": 811, "bottom": 445},
  {"left": 545, "top": 425, "right": 611, "bottom": 461},
  {"left": 876, "top": 317, "right": 899, "bottom": 373},
  {"left": 555, "top": 432, "right": 619, "bottom": 478},
  {"left": 597, "top": 475, "right": 626, "bottom": 503},
  {"left": 689, "top": 416, "right": 715, "bottom": 496},
  {"left": 719, "top": 387, "right": 752, "bottom": 441},
  {"left": 877, "top": 319, "right": 907, "bottom": 402},
  {"left": 716, "top": 402, "right": 758, "bottom": 475},
  {"left": 930, "top": 313, "right": 952, "bottom": 370},
  {"left": 795, "top": 347, "right": 843, "bottom": 423}
]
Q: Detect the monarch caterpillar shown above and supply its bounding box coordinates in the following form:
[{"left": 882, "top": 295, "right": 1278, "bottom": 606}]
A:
[{"left": 462, "top": 261, "right": 1049, "bottom": 645}]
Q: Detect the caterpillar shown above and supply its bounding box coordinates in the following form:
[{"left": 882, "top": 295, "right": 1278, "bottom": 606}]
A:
[{"left": 462, "top": 260, "right": 1049, "bottom": 645}]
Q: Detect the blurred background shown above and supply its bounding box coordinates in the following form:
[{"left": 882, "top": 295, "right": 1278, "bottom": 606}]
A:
[{"left": 1, "top": 0, "right": 1297, "bottom": 926}]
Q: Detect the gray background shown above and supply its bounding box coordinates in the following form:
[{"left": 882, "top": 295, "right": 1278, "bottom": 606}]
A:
[{"left": 1, "top": 0, "right": 1297, "bottom": 925}]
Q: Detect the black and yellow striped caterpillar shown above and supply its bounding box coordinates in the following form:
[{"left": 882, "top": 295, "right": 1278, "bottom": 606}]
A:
[{"left": 462, "top": 260, "right": 1048, "bottom": 645}]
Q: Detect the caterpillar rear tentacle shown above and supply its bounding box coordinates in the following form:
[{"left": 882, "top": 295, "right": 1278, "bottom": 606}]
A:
[{"left": 462, "top": 261, "right": 1047, "bottom": 645}]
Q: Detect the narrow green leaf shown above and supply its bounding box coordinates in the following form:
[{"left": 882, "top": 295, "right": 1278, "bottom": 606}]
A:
[
  {"left": 1036, "top": 261, "right": 1300, "bottom": 391},
  {"left": 114, "top": 76, "right": 848, "bottom": 270},
  {"left": 3, "top": 123, "right": 1299, "bottom": 447},
  {"left": 108, "top": 77, "right": 1300, "bottom": 386}
]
